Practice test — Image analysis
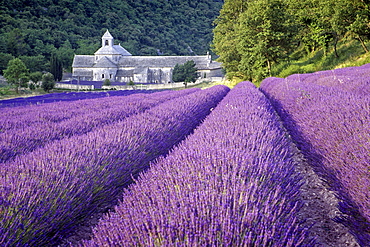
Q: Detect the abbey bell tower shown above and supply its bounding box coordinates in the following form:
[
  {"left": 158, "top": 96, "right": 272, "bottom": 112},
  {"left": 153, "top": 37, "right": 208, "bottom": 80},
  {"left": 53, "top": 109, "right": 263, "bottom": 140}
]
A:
[{"left": 102, "top": 30, "right": 114, "bottom": 47}]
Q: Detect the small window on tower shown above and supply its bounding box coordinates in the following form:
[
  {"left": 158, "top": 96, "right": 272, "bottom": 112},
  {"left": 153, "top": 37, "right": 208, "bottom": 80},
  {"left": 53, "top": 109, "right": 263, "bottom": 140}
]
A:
[{"left": 105, "top": 40, "right": 109, "bottom": 46}]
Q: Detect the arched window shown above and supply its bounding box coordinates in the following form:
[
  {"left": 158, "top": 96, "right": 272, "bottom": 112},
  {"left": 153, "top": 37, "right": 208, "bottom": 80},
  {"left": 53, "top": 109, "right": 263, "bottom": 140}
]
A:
[
  {"left": 105, "top": 40, "right": 109, "bottom": 46},
  {"left": 102, "top": 74, "right": 105, "bottom": 79}
]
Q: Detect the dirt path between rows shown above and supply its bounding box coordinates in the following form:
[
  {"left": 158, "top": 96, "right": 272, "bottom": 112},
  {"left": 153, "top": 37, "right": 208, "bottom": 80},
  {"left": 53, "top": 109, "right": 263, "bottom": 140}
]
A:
[{"left": 292, "top": 144, "right": 360, "bottom": 246}]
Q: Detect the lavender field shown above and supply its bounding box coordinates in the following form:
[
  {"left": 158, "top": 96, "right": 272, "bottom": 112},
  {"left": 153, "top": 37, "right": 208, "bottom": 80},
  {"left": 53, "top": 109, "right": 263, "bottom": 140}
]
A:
[
  {"left": 0, "top": 64, "right": 369, "bottom": 246},
  {"left": 0, "top": 90, "right": 159, "bottom": 108}
]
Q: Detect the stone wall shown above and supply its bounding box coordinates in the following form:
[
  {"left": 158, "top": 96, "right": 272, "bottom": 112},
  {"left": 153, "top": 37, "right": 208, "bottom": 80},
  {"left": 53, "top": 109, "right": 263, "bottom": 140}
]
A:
[
  {"left": 55, "top": 83, "right": 94, "bottom": 90},
  {"left": 55, "top": 77, "right": 224, "bottom": 91}
]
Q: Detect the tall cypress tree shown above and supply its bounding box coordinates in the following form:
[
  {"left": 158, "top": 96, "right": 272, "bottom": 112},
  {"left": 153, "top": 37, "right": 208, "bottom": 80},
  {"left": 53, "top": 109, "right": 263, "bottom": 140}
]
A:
[{"left": 50, "top": 53, "right": 63, "bottom": 82}]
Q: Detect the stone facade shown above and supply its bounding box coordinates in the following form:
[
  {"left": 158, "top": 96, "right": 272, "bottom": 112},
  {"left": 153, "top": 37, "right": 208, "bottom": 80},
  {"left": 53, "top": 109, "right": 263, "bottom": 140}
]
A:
[{"left": 72, "top": 30, "right": 223, "bottom": 83}]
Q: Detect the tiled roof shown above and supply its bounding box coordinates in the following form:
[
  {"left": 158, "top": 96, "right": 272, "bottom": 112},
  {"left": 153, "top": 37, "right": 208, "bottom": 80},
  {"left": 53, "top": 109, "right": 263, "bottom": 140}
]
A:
[
  {"left": 116, "top": 69, "right": 134, "bottom": 77},
  {"left": 102, "top": 30, "right": 113, "bottom": 39},
  {"left": 93, "top": 56, "right": 117, "bottom": 68},
  {"left": 205, "top": 61, "right": 223, "bottom": 70},
  {"left": 95, "top": 45, "right": 132, "bottom": 56},
  {"left": 117, "top": 56, "right": 214, "bottom": 70},
  {"left": 72, "top": 55, "right": 94, "bottom": 68},
  {"left": 113, "top": 45, "right": 132, "bottom": 56}
]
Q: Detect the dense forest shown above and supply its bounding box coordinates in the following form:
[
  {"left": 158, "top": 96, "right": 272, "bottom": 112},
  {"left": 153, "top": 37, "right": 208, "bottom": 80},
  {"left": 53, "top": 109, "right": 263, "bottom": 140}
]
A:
[
  {"left": 0, "top": 0, "right": 223, "bottom": 73},
  {"left": 213, "top": 0, "right": 370, "bottom": 83}
]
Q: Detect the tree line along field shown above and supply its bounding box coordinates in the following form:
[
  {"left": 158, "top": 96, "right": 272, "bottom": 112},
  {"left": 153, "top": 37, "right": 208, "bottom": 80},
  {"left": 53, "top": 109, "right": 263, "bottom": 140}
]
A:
[{"left": 0, "top": 64, "right": 369, "bottom": 246}]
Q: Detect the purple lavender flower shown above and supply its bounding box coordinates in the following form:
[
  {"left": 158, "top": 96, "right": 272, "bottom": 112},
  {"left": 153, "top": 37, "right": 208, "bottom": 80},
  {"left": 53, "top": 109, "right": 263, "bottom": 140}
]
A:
[{"left": 81, "top": 82, "right": 312, "bottom": 246}]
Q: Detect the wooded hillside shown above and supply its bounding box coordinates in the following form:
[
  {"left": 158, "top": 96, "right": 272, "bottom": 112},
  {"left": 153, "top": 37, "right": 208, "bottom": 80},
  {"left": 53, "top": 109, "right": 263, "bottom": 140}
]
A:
[
  {"left": 213, "top": 0, "right": 370, "bottom": 83},
  {"left": 0, "top": 0, "right": 223, "bottom": 73}
]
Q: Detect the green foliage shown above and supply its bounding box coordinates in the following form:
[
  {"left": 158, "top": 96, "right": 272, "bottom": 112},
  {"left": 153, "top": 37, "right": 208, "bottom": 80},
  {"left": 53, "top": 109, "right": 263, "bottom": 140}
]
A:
[
  {"left": 3, "top": 58, "right": 29, "bottom": 93},
  {"left": 0, "top": 0, "right": 223, "bottom": 77},
  {"left": 213, "top": 0, "right": 370, "bottom": 83},
  {"left": 0, "top": 53, "right": 14, "bottom": 73},
  {"left": 103, "top": 79, "right": 111, "bottom": 86},
  {"left": 213, "top": 0, "right": 248, "bottom": 79},
  {"left": 273, "top": 39, "right": 370, "bottom": 78},
  {"left": 19, "top": 73, "right": 29, "bottom": 88},
  {"left": 29, "top": 71, "right": 43, "bottom": 84},
  {"left": 29, "top": 82, "right": 36, "bottom": 90},
  {"left": 172, "top": 60, "right": 198, "bottom": 83},
  {"left": 41, "top": 72, "right": 55, "bottom": 92},
  {"left": 50, "top": 53, "right": 63, "bottom": 82},
  {"left": 19, "top": 55, "right": 48, "bottom": 73},
  {"left": 214, "top": 0, "right": 296, "bottom": 83},
  {"left": 0, "top": 86, "right": 11, "bottom": 96}
]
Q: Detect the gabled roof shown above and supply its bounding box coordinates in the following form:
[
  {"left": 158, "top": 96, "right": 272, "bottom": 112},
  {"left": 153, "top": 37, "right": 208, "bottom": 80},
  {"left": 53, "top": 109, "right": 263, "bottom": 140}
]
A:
[
  {"left": 113, "top": 45, "right": 132, "bottom": 56},
  {"left": 117, "top": 56, "right": 215, "bottom": 70},
  {"left": 116, "top": 69, "right": 134, "bottom": 77},
  {"left": 205, "top": 61, "right": 222, "bottom": 70},
  {"left": 102, "top": 30, "right": 113, "bottom": 39},
  {"left": 72, "top": 55, "right": 95, "bottom": 68},
  {"left": 93, "top": 56, "right": 117, "bottom": 68},
  {"left": 95, "top": 45, "right": 132, "bottom": 56}
]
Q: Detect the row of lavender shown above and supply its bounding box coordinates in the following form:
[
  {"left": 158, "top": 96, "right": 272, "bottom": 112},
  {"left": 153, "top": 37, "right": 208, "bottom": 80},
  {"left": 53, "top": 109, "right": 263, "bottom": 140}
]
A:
[
  {"left": 0, "top": 89, "right": 199, "bottom": 163},
  {"left": 81, "top": 82, "right": 315, "bottom": 246},
  {"left": 284, "top": 63, "right": 370, "bottom": 97},
  {"left": 0, "top": 85, "right": 229, "bottom": 246},
  {"left": 0, "top": 90, "right": 171, "bottom": 131},
  {"left": 0, "top": 90, "right": 158, "bottom": 108},
  {"left": 260, "top": 70, "right": 370, "bottom": 245}
]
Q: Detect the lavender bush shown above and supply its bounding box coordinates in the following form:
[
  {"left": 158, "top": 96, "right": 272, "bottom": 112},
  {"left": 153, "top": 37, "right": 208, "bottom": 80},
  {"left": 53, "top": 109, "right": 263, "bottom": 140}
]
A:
[
  {"left": 0, "top": 90, "right": 158, "bottom": 108},
  {"left": 0, "top": 85, "right": 229, "bottom": 246},
  {"left": 260, "top": 78, "right": 370, "bottom": 245},
  {"left": 81, "top": 81, "right": 313, "bottom": 246},
  {"left": 0, "top": 89, "right": 199, "bottom": 163},
  {"left": 284, "top": 63, "right": 370, "bottom": 96},
  {"left": 0, "top": 90, "right": 189, "bottom": 133}
]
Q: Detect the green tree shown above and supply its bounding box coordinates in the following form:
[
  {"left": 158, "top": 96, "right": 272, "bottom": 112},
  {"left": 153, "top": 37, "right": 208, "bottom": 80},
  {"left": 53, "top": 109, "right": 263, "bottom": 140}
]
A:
[
  {"left": 41, "top": 72, "right": 55, "bottom": 92},
  {"left": 213, "top": 0, "right": 298, "bottom": 83},
  {"left": 0, "top": 52, "right": 14, "bottom": 73},
  {"left": 19, "top": 55, "right": 48, "bottom": 73},
  {"left": 3, "top": 58, "right": 29, "bottom": 93},
  {"left": 19, "top": 73, "right": 29, "bottom": 88},
  {"left": 50, "top": 53, "right": 63, "bottom": 82},
  {"left": 7, "top": 28, "right": 27, "bottom": 57},
  {"left": 172, "top": 60, "right": 198, "bottom": 86},
  {"left": 237, "top": 0, "right": 296, "bottom": 82},
  {"left": 347, "top": 10, "right": 370, "bottom": 53},
  {"left": 103, "top": 79, "right": 111, "bottom": 86},
  {"left": 286, "top": 0, "right": 337, "bottom": 55},
  {"left": 172, "top": 64, "right": 184, "bottom": 82},
  {"left": 29, "top": 71, "right": 43, "bottom": 84},
  {"left": 29, "top": 82, "right": 36, "bottom": 90},
  {"left": 213, "top": 0, "right": 249, "bottom": 79},
  {"left": 56, "top": 40, "right": 75, "bottom": 71}
]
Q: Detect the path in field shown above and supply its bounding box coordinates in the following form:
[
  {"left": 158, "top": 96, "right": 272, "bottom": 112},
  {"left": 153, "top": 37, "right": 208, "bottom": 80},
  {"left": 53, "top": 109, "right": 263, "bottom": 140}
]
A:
[{"left": 292, "top": 145, "right": 360, "bottom": 246}]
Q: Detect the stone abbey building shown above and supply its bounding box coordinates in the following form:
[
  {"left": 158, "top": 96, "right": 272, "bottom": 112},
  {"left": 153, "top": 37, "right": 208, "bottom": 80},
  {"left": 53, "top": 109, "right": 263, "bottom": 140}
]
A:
[{"left": 72, "top": 30, "right": 223, "bottom": 84}]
